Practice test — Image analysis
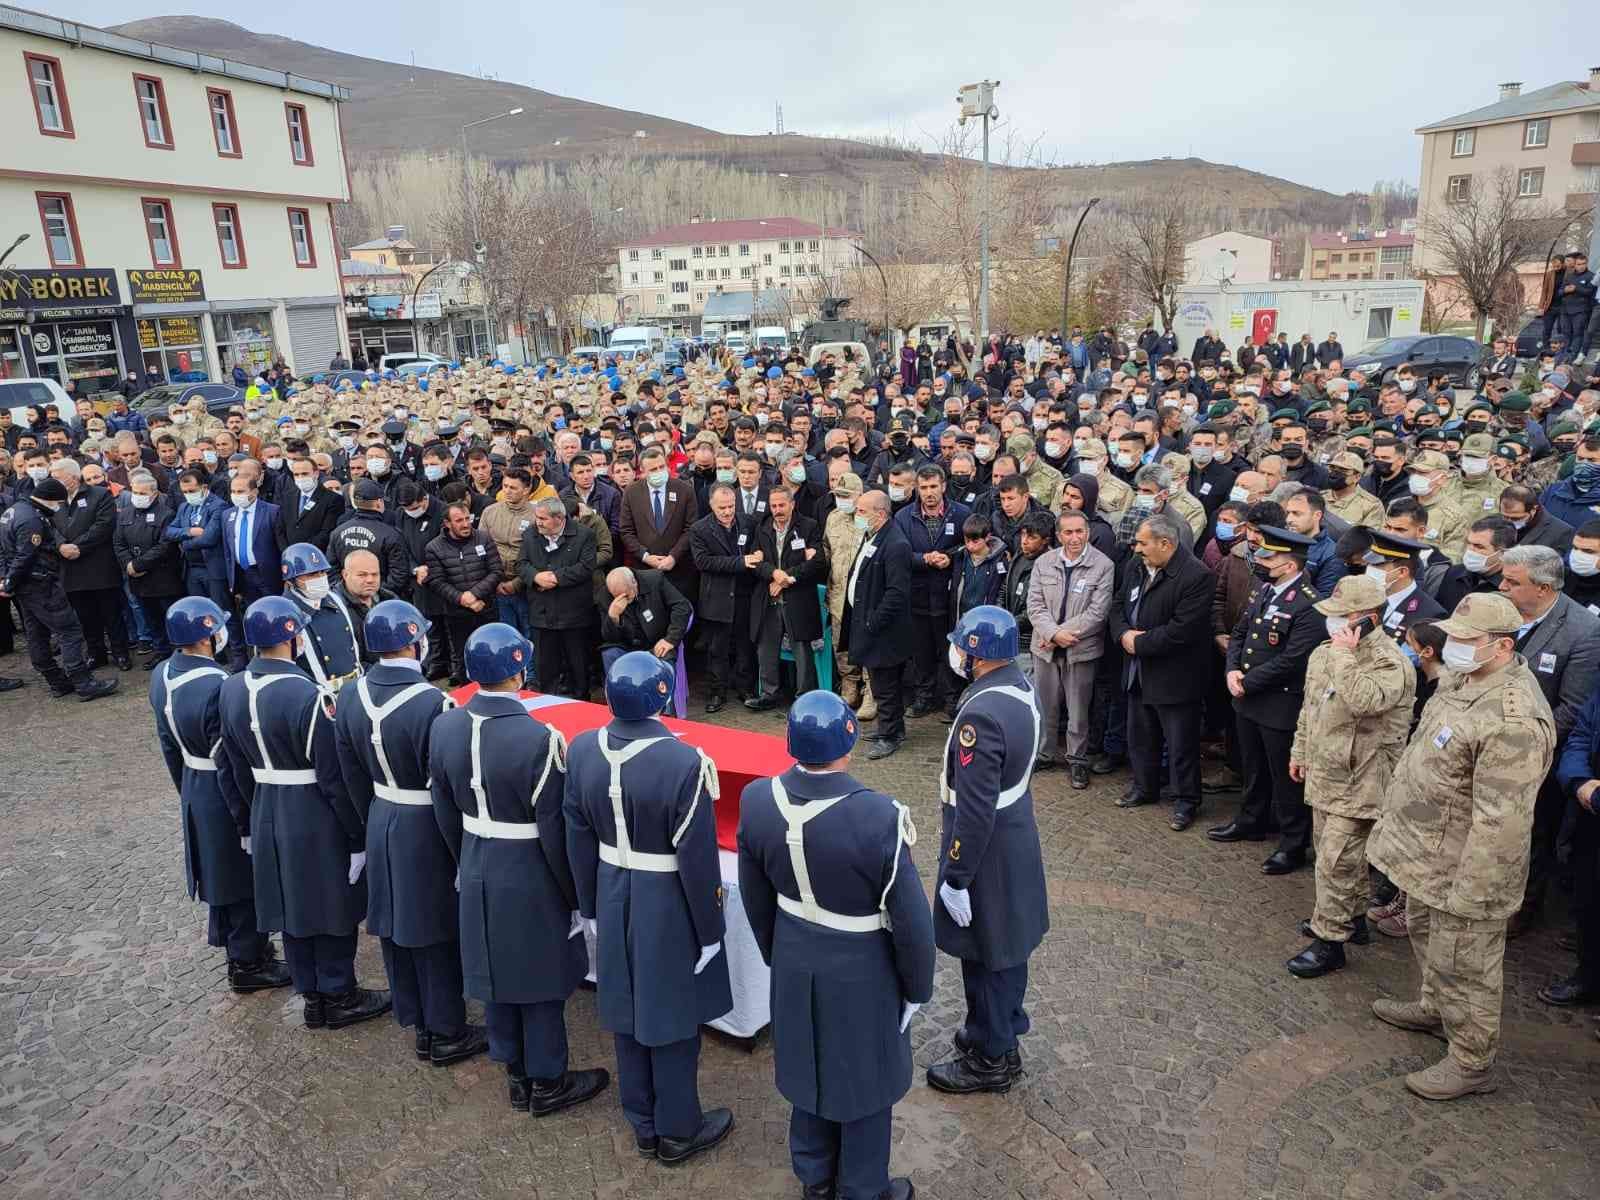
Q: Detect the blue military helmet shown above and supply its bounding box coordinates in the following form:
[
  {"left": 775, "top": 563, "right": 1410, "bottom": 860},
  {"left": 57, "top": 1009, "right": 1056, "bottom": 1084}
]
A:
[
  {"left": 165, "top": 595, "right": 228, "bottom": 650},
  {"left": 605, "top": 650, "right": 674, "bottom": 720},
  {"left": 948, "top": 604, "right": 1019, "bottom": 661},
  {"left": 786, "top": 690, "right": 859, "bottom": 764},
  {"left": 765, "top": 366, "right": 783, "bottom": 380},
  {"left": 364, "top": 599, "right": 429, "bottom": 654},
  {"left": 282, "top": 542, "right": 331, "bottom": 582},
  {"left": 243, "top": 595, "right": 307, "bottom": 648},
  {"left": 464, "top": 622, "right": 533, "bottom": 685}
]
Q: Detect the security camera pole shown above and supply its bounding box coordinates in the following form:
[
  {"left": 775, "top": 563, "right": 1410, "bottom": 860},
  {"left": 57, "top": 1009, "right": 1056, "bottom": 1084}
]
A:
[
  {"left": 958, "top": 81, "right": 999, "bottom": 342},
  {"left": 460, "top": 106, "right": 525, "bottom": 355}
]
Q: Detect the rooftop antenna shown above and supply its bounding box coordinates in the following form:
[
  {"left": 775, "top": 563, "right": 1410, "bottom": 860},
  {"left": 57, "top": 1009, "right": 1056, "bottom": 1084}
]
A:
[{"left": 776, "top": 103, "right": 784, "bottom": 135}]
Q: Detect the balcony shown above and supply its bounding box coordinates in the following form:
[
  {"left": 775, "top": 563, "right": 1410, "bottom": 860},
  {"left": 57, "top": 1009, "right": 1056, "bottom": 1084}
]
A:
[{"left": 1573, "top": 141, "right": 1600, "bottom": 166}]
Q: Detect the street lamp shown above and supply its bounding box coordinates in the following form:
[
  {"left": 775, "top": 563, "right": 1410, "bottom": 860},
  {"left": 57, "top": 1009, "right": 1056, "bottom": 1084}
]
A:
[
  {"left": 460, "top": 106, "right": 525, "bottom": 258},
  {"left": 956, "top": 80, "right": 999, "bottom": 340},
  {"left": 0, "top": 233, "right": 27, "bottom": 268},
  {"left": 1060, "top": 198, "right": 1100, "bottom": 335},
  {"left": 852, "top": 242, "right": 891, "bottom": 343}
]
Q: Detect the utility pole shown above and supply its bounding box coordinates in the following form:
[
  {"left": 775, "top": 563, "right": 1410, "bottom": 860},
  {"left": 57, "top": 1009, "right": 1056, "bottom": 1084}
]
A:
[
  {"left": 957, "top": 81, "right": 999, "bottom": 343},
  {"left": 1061, "top": 198, "right": 1100, "bottom": 334},
  {"left": 460, "top": 106, "right": 524, "bottom": 357}
]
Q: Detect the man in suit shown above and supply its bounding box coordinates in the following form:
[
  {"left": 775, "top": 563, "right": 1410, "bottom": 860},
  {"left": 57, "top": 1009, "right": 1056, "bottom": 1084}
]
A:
[
  {"left": 619, "top": 445, "right": 698, "bottom": 603},
  {"left": 746, "top": 486, "right": 827, "bottom": 710},
  {"left": 1289, "top": 335, "right": 1318, "bottom": 375},
  {"left": 223, "top": 473, "right": 286, "bottom": 669},
  {"left": 599, "top": 565, "right": 693, "bottom": 674},
  {"left": 519, "top": 497, "right": 599, "bottom": 698},
  {"left": 1315, "top": 332, "right": 1344, "bottom": 368},
  {"left": 1497, "top": 545, "right": 1600, "bottom": 949},
  {"left": 730, "top": 452, "right": 771, "bottom": 524},
  {"left": 281, "top": 458, "right": 343, "bottom": 551},
  {"left": 50, "top": 458, "right": 129, "bottom": 670},
  {"left": 688, "top": 484, "right": 758, "bottom": 713},
  {"left": 1109, "top": 511, "right": 1215, "bottom": 831},
  {"left": 1482, "top": 336, "right": 1519, "bottom": 381},
  {"left": 840, "top": 490, "right": 915, "bottom": 760}
]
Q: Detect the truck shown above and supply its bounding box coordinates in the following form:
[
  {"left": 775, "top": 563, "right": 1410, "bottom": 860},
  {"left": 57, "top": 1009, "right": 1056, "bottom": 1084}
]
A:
[
  {"left": 754, "top": 325, "right": 790, "bottom": 354},
  {"left": 1161, "top": 279, "right": 1426, "bottom": 358},
  {"left": 608, "top": 325, "right": 665, "bottom": 359},
  {"left": 798, "top": 297, "right": 875, "bottom": 369}
]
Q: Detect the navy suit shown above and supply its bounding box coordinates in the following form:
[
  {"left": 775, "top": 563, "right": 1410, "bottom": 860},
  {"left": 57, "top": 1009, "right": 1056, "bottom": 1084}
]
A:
[
  {"left": 839, "top": 522, "right": 915, "bottom": 741},
  {"left": 222, "top": 499, "right": 286, "bottom": 661},
  {"left": 738, "top": 766, "right": 934, "bottom": 1200},
  {"left": 565, "top": 719, "right": 731, "bottom": 1141},
  {"left": 336, "top": 663, "right": 463, "bottom": 1038},
  {"left": 165, "top": 491, "right": 230, "bottom": 608},
  {"left": 936, "top": 663, "right": 1049, "bottom": 1056},
  {"left": 430, "top": 693, "right": 584, "bottom": 1082},
  {"left": 894, "top": 500, "right": 972, "bottom": 713},
  {"left": 150, "top": 652, "right": 266, "bottom": 963}
]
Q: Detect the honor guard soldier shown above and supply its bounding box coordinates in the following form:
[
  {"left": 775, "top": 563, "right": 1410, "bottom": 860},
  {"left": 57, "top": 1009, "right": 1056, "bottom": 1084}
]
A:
[
  {"left": 217, "top": 596, "right": 391, "bottom": 1031},
  {"left": 925, "top": 605, "right": 1050, "bottom": 1096},
  {"left": 150, "top": 596, "right": 290, "bottom": 993},
  {"left": 737, "top": 691, "right": 935, "bottom": 1200},
  {"left": 565, "top": 652, "right": 735, "bottom": 1164},
  {"left": 1207, "top": 525, "right": 1327, "bottom": 875},
  {"left": 335, "top": 600, "right": 487, "bottom": 1068},
  {"left": 1363, "top": 529, "right": 1444, "bottom": 645},
  {"left": 428, "top": 623, "right": 609, "bottom": 1116},
  {"left": 282, "top": 543, "right": 364, "bottom": 693}
]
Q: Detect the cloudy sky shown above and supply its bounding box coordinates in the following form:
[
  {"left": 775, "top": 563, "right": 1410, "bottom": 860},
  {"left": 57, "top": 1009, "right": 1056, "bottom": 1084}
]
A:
[{"left": 64, "top": 0, "right": 1598, "bottom": 194}]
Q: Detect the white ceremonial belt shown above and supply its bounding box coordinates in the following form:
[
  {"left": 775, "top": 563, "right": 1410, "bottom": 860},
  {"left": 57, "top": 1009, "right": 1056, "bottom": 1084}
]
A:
[
  {"left": 598, "top": 842, "right": 678, "bottom": 872},
  {"left": 255, "top": 767, "right": 318, "bottom": 786},
  {"left": 374, "top": 782, "right": 433, "bottom": 807},
  {"left": 462, "top": 813, "right": 540, "bottom": 840},
  {"left": 181, "top": 751, "right": 217, "bottom": 772},
  {"left": 777, "top": 893, "right": 891, "bottom": 933}
]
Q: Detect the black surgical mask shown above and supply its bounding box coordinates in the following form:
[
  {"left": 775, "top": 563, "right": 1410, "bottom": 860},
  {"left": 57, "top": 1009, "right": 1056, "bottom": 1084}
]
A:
[{"left": 1280, "top": 444, "right": 1304, "bottom": 461}]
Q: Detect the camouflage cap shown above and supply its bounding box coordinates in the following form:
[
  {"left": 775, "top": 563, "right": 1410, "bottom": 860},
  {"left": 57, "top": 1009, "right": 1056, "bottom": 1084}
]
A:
[
  {"left": 1406, "top": 449, "right": 1451, "bottom": 473},
  {"left": 1005, "top": 432, "right": 1036, "bottom": 458},
  {"left": 1434, "top": 592, "right": 1523, "bottom": 639},
  {"left": 1460, "top": 432, "right": 1495, "bottom": 457},
  {"left": 1314, "top": 574, "right": 1386, "bottom": 616},
  {"left": 1329, "top": 450, "right": 1365, "bottom": 472},
  {"left": 833, "top": 472, "right": 864, "bottom": 499}
]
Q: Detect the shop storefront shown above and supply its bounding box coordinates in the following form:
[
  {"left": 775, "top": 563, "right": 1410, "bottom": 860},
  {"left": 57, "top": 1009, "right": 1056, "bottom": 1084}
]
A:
[
  {"left": 0, "top": 267, "right": 131, "bottom": 390},
  {"left": 0, "top": 326, "right": 22, "bottom": 379},
  {"left": 137, "top": 315, "right": 206, "bottom": 381},
  {"left": 30, "top": 319, "right": 125, "bottom": 388},
  {"left": 213, "top": 310, "right": 276, "bottom": 375}
]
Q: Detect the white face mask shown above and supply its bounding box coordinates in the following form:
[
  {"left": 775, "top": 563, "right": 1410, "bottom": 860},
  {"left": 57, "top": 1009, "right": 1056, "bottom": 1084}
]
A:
[
  {"left": 295, "top": 476, "right": 318, "bottom": 494},
  {"left": 1364, "top": 564, "right": 1390, "bottom": 587},
  {"left": 1407, "top": 473, "right": 1432, "bottom": 497},
  {"left": 1078, "top": 459, "right": 1101, "bottom": 477},
  {"left": 201, "top": 450, "right": 218, "bottom": 467},
  {"left": 1044, "top": 441, "right": 1066, "bottom": 459},
  {"left": 1133, "top": 493, "right": 1157, "bottom": 510},
  {"left": 424, "top": 464, "right": 446, "bottom": 482},
  {"left": 27, "top": 466, "right": 49, "bottom": 483},
  {"left": 367, "top": 459, "right": 390, "bottom": 477},
  {"left": 264, "top": 457, "right": 283, "bottom": 471},
  {"left": 1460, "top": 456, "right": 1489, "bottom": 477},
  {"left": 1441, "top": 636, "right": 1489, "bottom": 673},
  {"left": 973, "top": 443, "right": 995, "bottom": 462},
  {"left": 1190, "top": 446, "right": 1214, "bottom": 465},
  {"left": 888, "top": 485, "right": 907, "bottom": 502},
  {"left": 1228, "top": 485, "right": 1250, "bottom": 504},
  {"left": 339, "top": 435, "right": 357, "bottom": 450},
  {"left": 647, "top": 469, "right": 669, "bottom": 488},
  {"left": 1397, "top": 379, "right": 1416, "bottom": 394},
  {"left": 1461, "top": 549, "right": 1493, "bottom": 574},
  {"left": 1115, "top": 451, "right": 1137, "bottom": 469},
  {"left": 1324, "top": 615, "right": 1349, "bottom": 638},
  {"left": 180, "top": 490, "right": 202, "bottom": 506},
  {"left": 946, "top": 643, "right": 969, "bottom": 678},
  {"left": 1568, "top": 548, "right": 1600, "bottom": 577},
  {"left": 129, "top": 491, "right": 155, "bottom": 510},
  {"left": 405, "top": 505, "right": 428, "bottom": 520},
  {"left": 232, "top": 494, "right": 253, "bottom": 509},
  {"left": 298, "top": 575, "right": 331, "bottom": 602},
  {"left": 212, "top": 626, "right": 229, "bottom": 656},
  {"left": 836, "top": 497, "right": 856, "bottom": 513}
]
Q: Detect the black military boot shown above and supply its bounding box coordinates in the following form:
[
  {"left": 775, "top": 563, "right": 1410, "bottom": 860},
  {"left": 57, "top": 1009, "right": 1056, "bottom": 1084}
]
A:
[
  {"left": 528, "top": 1067, "right": 610, "bottom": 1117},
  {"left": 953, "top": 1030, "right": 1022, "bottom": 1078},
  {"left": 507, "top": 1069, "right": 532, "bottom": 1112},
  {"left": 1286, "top": 937, "right": 1346, "bottom": 979},
  {"left": 302, "top": 993, "right": 326, "bottom": 1029},
  {"left": 323, "top": 987, "right": 392, "bottom": 1029},
  {"left": 414, "top": 1031, "right": 433, "bottom": 1061},
  {"left": 429, "top": 1025, "right": 489, "bottom": 1066},
  {"left": 74, "top": 675, "right": 118, "bottom": 702},
  {"left": 227, "top": 957, "right": 292, "bottom": 993},
  {"left": 656, "top": 1107, "right": 735, "bottom": 1165},
  {"left": 927, "top": 1049, "right": 1014, "bottom": 1095},
  {"left": 878, "top": 1181, "right": 915, "bottom": 1200},
  {"left": 0, "top": 676, "right": 24, "bottom": 693},
  {"left": 1297, "top": 915, "right": 1370, "bottom": 945},
  {"left": 801, "top": 1184, "right": 836, "bottom": 1200}
]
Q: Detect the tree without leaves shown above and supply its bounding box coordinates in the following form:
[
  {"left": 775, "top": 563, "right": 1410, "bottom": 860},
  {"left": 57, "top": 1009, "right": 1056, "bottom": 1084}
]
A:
[{"left": 1111, "top": 192, "right": 1189, "bottom": 333}]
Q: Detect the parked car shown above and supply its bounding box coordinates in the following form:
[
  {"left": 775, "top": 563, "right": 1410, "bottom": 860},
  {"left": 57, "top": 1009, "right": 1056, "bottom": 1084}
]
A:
[
  {"left": 1513, "top": 316, "right": 1547, "bottom": 359},
  {"left": 378, "top": 352, "right": 449, "bottom": 372},
  {"left": 129, "top": 382, "right": 244, "bottom": 417},
  {"left": 1347, "top": 334, "right": 1482, "bottom": 387},
  {"left": 1, "top": 377, "right": 81, "bottom": 430}
]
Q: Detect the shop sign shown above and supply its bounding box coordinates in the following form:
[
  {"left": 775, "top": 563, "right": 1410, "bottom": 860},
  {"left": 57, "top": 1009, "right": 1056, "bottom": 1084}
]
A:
[
  {"left": 0, "top": 268, "right": 120, "bottom": 318},
  {"left": 57, "top": 322, "right": 117, "bottom": 356},
  {"left": 127, "top": 268, "right": 206, "bottom": 304},
  {"left": 139, "top": 316, "right": 203, "bottom": 349}
]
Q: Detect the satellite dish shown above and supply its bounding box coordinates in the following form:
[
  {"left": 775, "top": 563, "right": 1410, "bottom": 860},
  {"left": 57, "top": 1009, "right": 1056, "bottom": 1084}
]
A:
[{"left": 1212, "top": 250, "right": 1237, "bottom": 286}]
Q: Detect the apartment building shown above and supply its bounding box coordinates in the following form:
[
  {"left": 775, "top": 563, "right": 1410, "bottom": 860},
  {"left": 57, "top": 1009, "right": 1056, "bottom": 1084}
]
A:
[
  {"left": 1303, "top": 231, "right": 1414, "bottom": 281},
  {"left": 0, "top": 5, "right": 350, "bottom": 387}
]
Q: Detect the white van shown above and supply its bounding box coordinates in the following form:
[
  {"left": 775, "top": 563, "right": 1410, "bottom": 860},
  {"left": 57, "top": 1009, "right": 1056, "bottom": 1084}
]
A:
[
  {"left": 724, "top": 332, "right": 750, "bottom": 356},
  {"left": 609, "top": 325, "right": 665, "bottom": 359},
  {"left": 755, "top": 325, "right": 790, "bottom": 353}
]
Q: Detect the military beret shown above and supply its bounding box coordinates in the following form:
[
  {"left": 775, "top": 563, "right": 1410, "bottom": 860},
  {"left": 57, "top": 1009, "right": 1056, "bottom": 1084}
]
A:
[
  {"left": 1439, "top": 427, "right": 1464, "bottom": 444},
  {"left": 1550, "top": 416, "right": 1582, "bottom": 437},
  {"left": 1304, "top": 401, "right": 1331, "bottom": 416},
  {"left": 1499, "top": 431, "right": 1530, "bottom": 448},
  {"left": 1497, "top": 391, "right": 1531, "bottom": 412},
  {"left": 1345, "top": 425, "right": 1374, "bottom": 439},
  {"left": 1493, "top": 445, "right": 1520, "bottom": 463},
  {"left": 1270, "top": 407, "right": 1299, "bottom": 421},
  {"left": 1206, "top": 400, "right": 1237, "bottom": 419}
]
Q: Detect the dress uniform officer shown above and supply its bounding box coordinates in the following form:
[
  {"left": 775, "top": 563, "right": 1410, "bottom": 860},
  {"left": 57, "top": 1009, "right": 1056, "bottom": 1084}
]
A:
[
  {"left": 428, "top": 623, "right": 609, "bottom": 1116},
  {"left": 217, "top": 596, "right": 391, "bottom": 1031},
  {"left": 150, "top": 596, "right": 290, "bottom": 993},
  {"left": 281, "top": 543, "right": 363, "bottom": 694},
  {"left": 334, "top": 599, "right": 487, "bottom": 1067},
  {"left": 0, "top": 477, "right": 117, "bottom": 700},
  {"left": 1283, "top": 575, "right": 1415, "bottom": 978},
  {"left": 737, "top": 691, "right": 934, "bottom": 1200},
  {"left": 1207, "top": 526, "right": 1327, "bottom": 874},
  {"left": 565, "top": 652, "right": 735, "bottom": 1163},
  {"left": 1363, "top": 529, "right": 1444, "bottom": 646},
  {"left": 926, "top": 605, "right": 1050, "bottom": 1095}
]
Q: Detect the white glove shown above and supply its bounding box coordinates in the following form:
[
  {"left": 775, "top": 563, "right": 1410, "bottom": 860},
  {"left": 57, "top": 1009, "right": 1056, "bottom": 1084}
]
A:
[
  {"left": 453, "top": 869, "right": 460, "bottom": 893},
  {"left": 582, "top": 916, "right": 598, "bottom": 939},
  {"left": 348, "top": 852, "right": 367, "bottom": 885},
  {"left": 240, "top": 836, "right": 251, "bottom": 855},
  {"left": 939, "top": 882, "right": 972, "bottom": 927},
  {"left": 568, "top": 911, "right": 585, "bottom": 940},
  {"left": 899, "top": 1000, "right": 921, "bottom": 1033},
  {"left": 693, "top": 943, "right": 722, "bottom": 975}
]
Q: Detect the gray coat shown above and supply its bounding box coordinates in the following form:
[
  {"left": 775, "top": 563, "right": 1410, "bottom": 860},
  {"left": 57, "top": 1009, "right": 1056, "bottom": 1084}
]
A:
[
  {"left": 1026, "top": 543, "right": 1114, "bottom": 663},
  {"left": 1518, "top": 593, "right": 1600, "bottom": 746}
]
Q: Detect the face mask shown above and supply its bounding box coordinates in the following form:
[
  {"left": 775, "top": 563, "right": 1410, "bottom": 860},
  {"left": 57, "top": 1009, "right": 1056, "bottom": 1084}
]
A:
[
  {"left": 972, "top": 443, "right": 996, "bottom": 463},
  {"left": 293, "top": 424, "right": 310, "bottom": 437},
  {"left": 1228, "top": 485, "right": 1250, "bottom": 504},
  {"left": 1364, "top": 565, "right": 1390, "bottom": 587},
  {"left": 1044, "top": 441, "right": 1066, "bottom": 459},
  {"left": 647, "top": 469, "right": 669, "bottom": 488},
  {"left": 298, "top": 576, "right": 331, "bottom": 602},
  {"left": 853, "top": 514, "right": 870, "bottom": 531},
  {"left": 599, "top": 436, "right": 614, "bottom": 451},
  {"left": 27, "top": 466, "right": 49, "bottom": 483},
  {"left": 888, "top": 485, "right": 909, "bottom": 503},
  {"left": 1032, "top": 417, "right": 1049, "bottom": 432},
  {"left": 1115, "top": 451, "right": 1137, "bottom": 469},
  {"left": 1189, "top": 446, "right": 1214, "bottom": 466},
  {"left": 1273, "top": 382, "right": 1293, "bottom": 395},
  {"left": 1078, "top": 459, "right": 1101, "bottom": 477},
  {"left": 339, "top": 435, "right": 357, "bottom": 451},
  {"left": 293, "top": 633, "right": 309, "bottom": 659},
  {"left": 947, "top": 643, "right": 969, "bottom": 678},
  {"left": 295, "top": 476, "right": 318, "bottom": 495},
  {"left": 368, "top": 459, "right": 390, "bottom": 477},
  {"left": 1133, "top": 493, "right": 1157, "bottom": 510},
  {"left": 1569, "top": 548, "right": 1600, "bottom": 576},
  {"left": 1462, "top": 549, "right": 1496, "bottom": 575},
  {"left": 180, "top": 490, "right": 202, "bottom": 506},
  {"left": 1407, "top": 473, "right": 1437, "bottom": 498},
  {"left": 129, "top": 492, "right": 155, "bottom": 510},
  {"left": 1324, "top": 615, "right": 1349, "bottom": 638},
  {"left": 1441, "top": 637, "right": 1489, "bottom": 673},
  {"left": 264, "top": 457, "right": 283, "bottom": 472},
  {"left": 1397, "top": 379, "right": 1416, "bottom": 394},
  {"left": 835, "top": 497, "right": 856, "bottom": 513},
  {"left": 232, "top": 494, "right": 253, "bottom": 509},
  {"left": 1280, "top": 444, "right": 1304, "bottom": 461},
  {"left": 247, "top": 409, "right": 264, "bottom": 421},
  {"left": 1574, "top": 463, "right": 1600, "bottom": 489},
  {"left": 172, "top": 413, "right": 191, "bottom": 426},
  {"left": 1215, "top": 521, "right": 1236, "bottom": 541},
  {"left": 950, "top": 473, "right": 974, "bottom": 489},
  {"left": 424, "top": 464, "right": 446, "bottom": 482},
  {"left": 393, "top": 407, "right": 408, "bottom": 421},
  {"left": 212, "top": 625, "right": 229, "bottom": 656}
]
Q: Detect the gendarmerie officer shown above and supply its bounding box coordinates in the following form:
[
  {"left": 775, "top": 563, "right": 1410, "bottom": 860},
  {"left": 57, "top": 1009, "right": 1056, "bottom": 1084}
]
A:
[
  {"left": 926, "top": 605, "right": 1049, "bottom": 1095},
  {"left": 335, "top": 599, "right": 487, "bottom": 1068},
  {"left": 737, "top": 691, "right": 934, "bottom": 1200},
  {"left": 0, "top": 477, "right": 117, "bottom": 700},
  {"left": 281, "top": 543, "right": 363, "bottom": 693},
  {"left": 217, "top": 596, "right": 390, "bottom": 1031},
  {"left": 428, "top": 623, "right": 609, "bottom": 1116},
  {"left": 150, "top": 596, "right": 289, "bottom": 993},
  {"left": 1208, "top": 525, "right": 1327, "bottom": 875},
  {"left": 1365, "top": 529, "right": 1444, "bottom": 645},
  {"left": 565, "top": 652, "right": 735, "bottom": 1164}
]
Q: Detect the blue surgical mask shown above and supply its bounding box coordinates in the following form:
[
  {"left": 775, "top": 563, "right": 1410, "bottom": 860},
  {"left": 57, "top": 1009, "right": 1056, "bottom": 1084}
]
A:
[{"left": 1215, "top": 521, "right": 1236, "bottom": 541}]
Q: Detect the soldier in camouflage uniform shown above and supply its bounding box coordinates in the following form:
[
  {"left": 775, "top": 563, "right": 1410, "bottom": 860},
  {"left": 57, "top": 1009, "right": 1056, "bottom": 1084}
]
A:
[
  {"left": 1322, "top": 451, "right": 1384, "bottom": 530},
  {"left": 1286, "top": 576, "right": 1415, "bottom": 979},
  {"left": 1447, "top": 432, "right": 1508, "bottom": 519},
  {"left": 1402, "top": 450, "right": 1471, "bottom": 563},
  {"left": 1518, "top": 417, "right": 1581, "bottom": 497},
  {"left": 1367, "top": 592, "right": 1554, "bottom": 1101},
  {"left": 1069, "top": 439, "right": 1133, "bottom": 526}
]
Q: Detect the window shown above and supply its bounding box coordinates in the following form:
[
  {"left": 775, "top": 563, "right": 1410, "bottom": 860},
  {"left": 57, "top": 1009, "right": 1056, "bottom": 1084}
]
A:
[
  {"left": 1447, "top": 174, "right": 1471, "bottom": 204},
  {"left": 627, "top": 249, "right": 639, "bottom": 261},
  {"left": 808, "top": 240, "right": 819, "bottom": 252},
  {"left": 809, "top": 263, "right": 821, "bottom": 275},
  {"left": 738, "top": 243, "right": 750, "bottom": 255},
  {"left": 142, "top": 198, "right": 181, "bottom": 267},
  {"left": 1330, "top": 253, "right": 1343, "bottom": 263},
  {"left": 692, "top": 246, "right": 702, "bottom": 258},
  {"left": 1451, "top": 128, "right": 1475, "bottom": 157},
  {"left": 1380, "top": 246, "right": 1410, "bottom": 264},
  {"left": 738, "top": 266, "right": 752, "bottom": 279},
  {"left": 25, "top": 53, "right": 72, "bottom": 137},
  {"left": 762, "top": 253, "right": 772, "bottom": 265},
  {"left": 36, "top": 193, "right": 82, "bottom": 267},
  {"left": 285, "top": 102, "right": 313, "bottom": 165},
  {"left": 1524, "top": 118, "right": 1550, "bottom": 149},
  {"left": 779, "top": 241, "right": 790, "bottom": 253},
  {"left": 719, "top": 245, "right": 729, "bottom": 257},
  {"left": 669, "top": 258, "right": 687, "bottom": 271},
  {"left": 133, "top": 74, "right": 173, "bottom": 149},
  {"left": 694, "top": 291, "right": 704, "bottom": 302},
  {"left": 779, "top": 265, "right": 791, "bottom": 277},
  {"left": 208, "top": 88, "right": 240, "bottom": 157},
  {"left": 672, "top": 303, "right": 690, "bottom": 315},
  {"left": 1578, "top": 165, "right": 1600, "bottom": 194},
  {"left": 628, "top": 271, "right": 638, "bottom": 284},
  {"left": 287, "top": 207, "right": 316, "bottom": 267},
  {"left": 1518, "top": 167, "right": 1544, "bottom": 197},
  {"left": 213, "top": 204, "right": 246, "bottom": 268},
  {"left": 764, "top": 276, "right": 773, "bottom": 287},
  {"left": 671, "top": 281, "right": 688, "bottom": 294},
  {"left": 693, "top": 269, "right": 704, "bottom": 281},
  {"left": 650, "top": 248, "right": 662, "bottom": 260},
  {"left": 720, "top": 267, "right": 731, "bottom": 279},
  {"left": 652, "top": 271, "right": 664, "bottom": 283}
]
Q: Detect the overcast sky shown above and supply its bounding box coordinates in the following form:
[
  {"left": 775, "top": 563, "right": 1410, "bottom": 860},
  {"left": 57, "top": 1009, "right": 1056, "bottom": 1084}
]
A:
[{"left": 65, "top": 0, "right": 1599, "bottom": 194}]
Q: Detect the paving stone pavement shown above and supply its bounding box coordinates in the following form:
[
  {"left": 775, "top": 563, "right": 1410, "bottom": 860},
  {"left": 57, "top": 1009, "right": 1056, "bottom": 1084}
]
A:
[{"left": 1, "top": 661, "right": 1597, "bottom": 1200}]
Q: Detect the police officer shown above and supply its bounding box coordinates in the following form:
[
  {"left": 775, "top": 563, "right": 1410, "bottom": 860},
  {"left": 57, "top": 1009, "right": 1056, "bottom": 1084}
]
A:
[
  {"left": 926, "top": 605, "right": 1049, "bottom": 1094},
  {"left": 329, "top": 479, "right": 413, "bottom": 597},
  {"left": 335, "top": 599, "right": 487, "bottom": 1067},
  {"left": 738, "top": 691, "right": 934, "bottom": 1200},
  {"left": 0, "top": 477, "right": 117, "bottom": 700},
  {"left": 281, "top": 543, "right": 363, "bottom": 693},
  {"left": 1208, "top": 526, "right": 1326, "bottom": 874},
  {"left": 150, "top": 596, "right": 290, "bottom": 993},
  {"left": 564, "top": 652, "right": 735, "bottom": 1163},
  {"left": 217, "top": 596, "right": 390, "bottom": 1031},
  {"left": 428, "top": 623, "right": 609, "bottom": 1115}
]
